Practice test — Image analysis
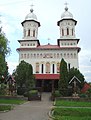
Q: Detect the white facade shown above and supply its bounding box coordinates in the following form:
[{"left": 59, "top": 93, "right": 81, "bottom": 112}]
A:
[{"left": 17, "top": 6, "right": 80, "bottom": 75}]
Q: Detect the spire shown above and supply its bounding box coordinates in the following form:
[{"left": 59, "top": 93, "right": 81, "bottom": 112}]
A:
[{"left": 64, "top": 2, "right": 68, "bottom": 11}]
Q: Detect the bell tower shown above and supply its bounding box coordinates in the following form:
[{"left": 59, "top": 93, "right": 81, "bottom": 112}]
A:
[
  {"left": 57, "top": 3, "right": 77, "bottom": 39},
  {"left": 21, "top": 7, "right": 40, "bottom": 40},
  {"left": 57, "top": 3, "right": 81, "bottom": 69}
]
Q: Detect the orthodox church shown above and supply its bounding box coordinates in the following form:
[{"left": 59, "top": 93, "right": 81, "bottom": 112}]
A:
[{"left": 17, "top": 4, "right": 81, "bottom": 92}]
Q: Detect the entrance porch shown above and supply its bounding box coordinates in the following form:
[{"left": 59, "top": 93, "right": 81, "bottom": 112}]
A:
[{"left": 35, "top": 74, "right": 59, "bottom": 92}]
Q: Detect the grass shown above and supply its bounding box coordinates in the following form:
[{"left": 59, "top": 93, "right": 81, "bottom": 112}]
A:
[
  {"left": 53, "top": 108, "right": 91, "bottom": 120},
  {"left": 55, "top": 100, "right": 91, "bottom": 107},
  {"left": 0, "top": 99, "right": 26, "bottom": 105},
  {"left": 53, "top": 100, "right": 91, "bottom": 120},
  {"left": 0, "top": 105, "right": 12, "bottom": 111},
  {"left": 0, "top": 99, "right": 26, "bottom": 111},
  {"left": 54, "top": 116, "right": 91, "bottom": 120}
]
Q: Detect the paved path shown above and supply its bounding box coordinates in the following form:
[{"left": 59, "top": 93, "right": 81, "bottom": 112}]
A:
[{"left": 0, "top": 93, "right": 52, "bottom": 120}]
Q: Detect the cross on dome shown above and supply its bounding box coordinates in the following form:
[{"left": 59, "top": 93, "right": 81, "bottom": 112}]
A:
[
  {"left": 30, "top": 0, "right": 34, "bottom": 12},
  {"left": 64, "top": 1, "right": 68, "bottom": 11},
  {"left": 48, "top": 38, "right": 51, "bottom": 45}
]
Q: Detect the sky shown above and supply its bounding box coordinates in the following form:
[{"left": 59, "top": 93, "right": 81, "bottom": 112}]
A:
[{"left": 0, "top": 0, "right": 91, "bottom": 82}]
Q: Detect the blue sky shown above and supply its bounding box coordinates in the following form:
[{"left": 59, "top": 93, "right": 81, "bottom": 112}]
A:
[{"left": 0, "top": 0, "right": 91, "bottom": 82}]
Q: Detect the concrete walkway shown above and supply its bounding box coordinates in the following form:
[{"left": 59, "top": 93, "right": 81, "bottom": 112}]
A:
[{"left": 0, "top": 93, "right": 52, "bottom": 120}]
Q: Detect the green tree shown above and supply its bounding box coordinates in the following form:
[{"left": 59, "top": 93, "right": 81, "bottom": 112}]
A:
[
  {"left": 68, "top": 67, "right": 85, "bottom": 89},
  {"left": 0, "top": 27, "right": 10, "bottom": 82},
  {"left": 58, "top": 58, "right": 68, "bottom": 96},
  {"left": 25, "top": 63, "right": 35, "bottom": 90},
  {"left": 14, "top": 61, "right": 35, "bottom": 93}
]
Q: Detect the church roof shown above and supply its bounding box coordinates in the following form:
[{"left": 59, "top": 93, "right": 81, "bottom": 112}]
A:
[
  {"left": 17, "top": 46, "right": 81, "bottom": 52},
  {"left": 35, "top": 74, "right": 59, "bottom": 80}
]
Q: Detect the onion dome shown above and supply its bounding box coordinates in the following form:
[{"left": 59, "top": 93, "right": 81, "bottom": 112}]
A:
[
  {"left": 61, "top": 5, "right": 73, "bottom": 19},
  {"left": 25, "top": 8, "right": 37, "bottom": 20}
]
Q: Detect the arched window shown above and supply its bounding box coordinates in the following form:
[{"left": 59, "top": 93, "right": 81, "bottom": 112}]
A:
[
  {"left": 41, "top": 64, "right": 44, "bottom": 73},
  {"left": 31, "top": 54, "right": 33, "bottom": 58},
  {"left": 46, "top": 62, "right": 50, "bottom": 73},
  {"left": 28, "top": 29, "right": 30, "bottom": 36},
  {"left": 64, "top": 53, "right": 66, "bottom": 58},
  {"left": 74, "top": 53, "right": 76, "bottom": 58},
  {"left": 54, "top": 53, "right": 56, "bottom": 58},
  {"left": 52, "top": 64, "right": 55, "bottom": 74},
  {"left": 37, "top": 54, "right": 39, "bottom": 58},
  {"left": 71, "top": 53, "right": 73, "bottom": 58},
  {"left": 24, "top": 54, "right": 26, "bottom": 58},
  {"left": 57, "top": 63, "right": 60, "bottom": 73},
  {"left": 27, "top": 54, "right": 29, "bottom": 58},
  {"left": 24, "top": 29, "right": 26, "bottom": 37},
  {"left": 34, "top": 54, "right": 36, "bottom": 58},
  {"left": 60, "top": 53, "right": 62, "bottom": 58},
  {"left": 67, "top": 53, "right": 69, "bottom": 58},
  {"left": 21, "top": 54, "right": 23, "bottom": 59},
  {"left": 40, "top": 54, "right": 42, "bottom": 58},
  {"left": 67, "top": 28, "right": 69, "bottom": 35},
  {"left": 62, "top": 29, "right": 64, "bottom": 36},
  {"left": 36, "top": 63, "right": 39, "bottom": 73},
  {"left": 33, "top": 30, "right": 35, "bottom": 37},
  {"left": 57, "top": 53, "right": 59, "bottom": 58},
  {"left": 72, "top": 28, "right": 74, "bottom": 35}
]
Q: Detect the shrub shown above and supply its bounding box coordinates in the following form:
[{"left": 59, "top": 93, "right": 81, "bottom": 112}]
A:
[
  {"left": 17, "top": 87, "right": 26, "bottom": 95},
  {"left": 79, "top": 93, "right": 87, "bottom": 98},
  {"left": 28, "top": 90, "right": 38, "bottom": 97},
  {"left": 53, "top": 90, "right": 61, "bottom": 97},
  {"left": 0, "top": 83, "right": 7, "bottom": 95},
  {"left": 28, "top": 90, "right": 41, "bottom": 101}
]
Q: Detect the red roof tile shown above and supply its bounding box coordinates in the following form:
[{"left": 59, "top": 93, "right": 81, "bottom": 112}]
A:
[
  {"left": 81, "top": 83, "right": 91, "bottom": 93},
  {"left": 35, "top": 74, "right": 60, "bottom": 80}
]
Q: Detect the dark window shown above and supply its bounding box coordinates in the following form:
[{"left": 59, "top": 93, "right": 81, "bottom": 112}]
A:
[
  {"left": 28, "top": 29, "right": 30, "bottom": 36},
  {"left": 53, "top": 64, "right": 55, "bottom": 74},
  {"left": 62, "top": 29, "right": 64, "bottom": 36},
  {"left": 33, "top": 30, "right": 35, "bottom": 37},
  {"left": 72, "top": 28, "right": 74, "bottom": 35},
  {"left": 67, "top": 28, "right": 69, "bottom": 35},
  {"left": 41, "top": 64, "right": 44, "bottom": 73}
]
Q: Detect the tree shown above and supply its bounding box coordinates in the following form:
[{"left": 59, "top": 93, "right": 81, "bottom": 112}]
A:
[
  {"left": 68, "top": 67, "right": 85, "bottom": 89},
  {"left": 25, "top": 63, "right": 35, "bottom": 90},
  {"left": 14, "top": 61, "right": 35, "bottom": 94},
  {"left": 0, "top": 26, "right": 10, "bottom": 82},
  {"left": 58, "top": 58, "right": 68, "bottom": 96}
]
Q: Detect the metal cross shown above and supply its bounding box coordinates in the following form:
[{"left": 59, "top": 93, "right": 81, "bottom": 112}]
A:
[
  {"left": 64, "top": 1, "right": 68, "bottom": 7},
  {"left": 30, "top": 0, "right": 34, "bottom": 8},
  {"left": 48, "top": 38, "right": 50, "bottom": 44}
]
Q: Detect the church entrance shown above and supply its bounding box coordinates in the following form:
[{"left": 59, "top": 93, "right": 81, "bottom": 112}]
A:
[
  {"left": 36, "top": 80, "right": 58, "bottom": 92},
  {"left": 43, "top": 80, "right": 52, "bottom": 92}
]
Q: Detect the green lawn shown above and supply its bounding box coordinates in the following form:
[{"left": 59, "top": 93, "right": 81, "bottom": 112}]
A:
[
  {"left": 53, "top": 100, "right": 91, "bottom": 120},
  {"left": 53, "top": 108, "right": 91, "bottom": 120},
  {"left": 0, "top": 105, "right": 12, "bottom": 111},
  {"left": 55, "top": 100, "right": 91, "bottom": 107},
  {"left": 0, "top": 99, "right": 26, "bottom": 105},
  {"left": 0, "top": 99, "right": 26, "bottom": 111}
]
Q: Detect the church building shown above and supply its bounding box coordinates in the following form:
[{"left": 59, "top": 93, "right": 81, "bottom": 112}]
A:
[{"left": 17, "top": 4, "right": 81, "bottom": 92}]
